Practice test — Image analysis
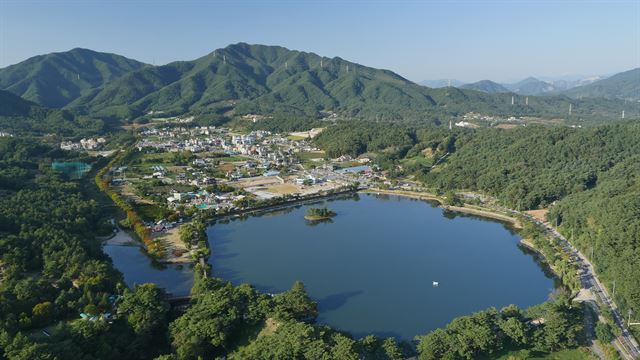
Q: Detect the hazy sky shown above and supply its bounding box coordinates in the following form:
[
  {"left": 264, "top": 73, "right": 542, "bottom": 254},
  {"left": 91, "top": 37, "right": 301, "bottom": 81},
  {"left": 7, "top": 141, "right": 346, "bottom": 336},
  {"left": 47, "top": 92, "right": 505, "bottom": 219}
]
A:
[{"left": 1, "top": 0, "right": 639, "bottom": 83}]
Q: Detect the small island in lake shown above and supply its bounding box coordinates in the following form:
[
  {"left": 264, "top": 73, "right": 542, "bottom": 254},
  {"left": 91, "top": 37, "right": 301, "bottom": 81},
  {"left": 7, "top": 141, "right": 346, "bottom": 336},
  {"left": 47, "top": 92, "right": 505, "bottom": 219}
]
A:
[{"left": 304, "top": 207, "right": 337, "bottom": 221}]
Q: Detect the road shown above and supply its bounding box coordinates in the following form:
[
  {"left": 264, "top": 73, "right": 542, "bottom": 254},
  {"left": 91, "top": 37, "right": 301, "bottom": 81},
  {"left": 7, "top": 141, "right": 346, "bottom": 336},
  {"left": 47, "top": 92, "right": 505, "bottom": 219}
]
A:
[{"left": 497, "top": 206, "right": 640, "bottom": 359}]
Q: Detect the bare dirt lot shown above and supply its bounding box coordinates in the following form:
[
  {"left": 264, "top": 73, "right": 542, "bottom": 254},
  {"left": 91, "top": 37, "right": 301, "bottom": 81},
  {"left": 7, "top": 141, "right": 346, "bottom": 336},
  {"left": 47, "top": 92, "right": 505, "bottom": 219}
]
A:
[
  {"left": 525, "top": 209, "right": 549, "bottom": 222},
  {"left": 232, "top": 176, "right": 283, "bottom": 188},
  {"left": 154, "top": 226, "right": 191, "bottom": 264},
  {"left": 263, "top": 183, "right": 300, "bottom": 194}
]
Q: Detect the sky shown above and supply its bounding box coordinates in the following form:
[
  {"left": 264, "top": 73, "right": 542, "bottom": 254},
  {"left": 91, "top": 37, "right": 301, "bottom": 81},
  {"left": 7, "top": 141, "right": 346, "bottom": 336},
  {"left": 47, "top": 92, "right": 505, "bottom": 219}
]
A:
[{"left": 1, "top": 0, "right": 639, "bottom": 83}]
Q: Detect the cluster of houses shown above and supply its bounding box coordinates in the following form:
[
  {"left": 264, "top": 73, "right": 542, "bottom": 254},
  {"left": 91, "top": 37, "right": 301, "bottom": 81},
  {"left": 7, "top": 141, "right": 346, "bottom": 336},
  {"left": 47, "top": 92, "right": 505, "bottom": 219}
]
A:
[
  {"left": 60, "top": 137, "right": 106, "bottom": 151},
  {"left": 119, "top": 124, "right": 380, "bottom": 211}
]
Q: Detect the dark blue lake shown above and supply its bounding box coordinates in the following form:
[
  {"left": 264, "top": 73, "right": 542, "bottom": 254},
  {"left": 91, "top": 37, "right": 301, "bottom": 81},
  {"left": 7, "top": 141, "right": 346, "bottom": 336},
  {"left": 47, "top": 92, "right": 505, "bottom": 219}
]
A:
[
  {"left": 103, "top": 245, "right": 194, "bottom": 297},
  {"left": 208, "top": 193, "right": 557, "bottom": 339}
]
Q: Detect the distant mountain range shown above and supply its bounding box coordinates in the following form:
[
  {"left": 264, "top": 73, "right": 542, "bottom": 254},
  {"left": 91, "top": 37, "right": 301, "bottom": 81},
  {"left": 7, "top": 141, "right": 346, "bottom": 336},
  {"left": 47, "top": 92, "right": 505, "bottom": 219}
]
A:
[
  {"left": 0, "top": 43, "right": 637, "bottom": 125},
  {"left": 418, "top": 79, "right": 464, "bottom": 88},
  {"left": 460, "top": 80, "right": 510, "bottom": 94},
  {"left": 563, "top": 68, "right": 639, "bottom": 100},
  {"left": 422, "top": 72, "right": 639, "bottom": 100}
]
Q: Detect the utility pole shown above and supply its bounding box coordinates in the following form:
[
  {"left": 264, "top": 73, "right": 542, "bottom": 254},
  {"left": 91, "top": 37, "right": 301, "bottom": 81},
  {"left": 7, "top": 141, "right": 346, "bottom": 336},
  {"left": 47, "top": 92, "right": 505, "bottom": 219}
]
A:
[
  {"left": 569, "top": 103, "right": 572, "bottom": 115},
  {"left": 511, "top": 96, "right": 515, "bottom": 105},
  {"left": 525, "top": 96, "right": 529, "bottom": 106},
  {"left": 622, "top": 110, "right": 625, "bottom": 119}
]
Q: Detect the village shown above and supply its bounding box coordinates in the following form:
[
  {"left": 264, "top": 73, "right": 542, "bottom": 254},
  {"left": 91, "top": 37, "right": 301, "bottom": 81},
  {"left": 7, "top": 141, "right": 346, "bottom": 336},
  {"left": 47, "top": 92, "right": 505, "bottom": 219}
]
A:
[{"left": 93, "top": 124, "right": 381, "bottom": 261}]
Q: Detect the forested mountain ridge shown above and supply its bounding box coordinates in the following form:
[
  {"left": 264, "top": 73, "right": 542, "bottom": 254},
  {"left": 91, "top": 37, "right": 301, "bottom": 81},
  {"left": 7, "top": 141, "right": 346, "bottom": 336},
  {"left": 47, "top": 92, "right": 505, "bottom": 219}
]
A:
[
  {"left": 0, "top": 90, "right": 104, "bottom": 136},
  {"left": 68, "top": 42, "right": 440, "bottom": 120},
  {"left": 58, "top": 43, "right": 638, "bottom": 122},
  {"left": 563, "top": 68, "right": 640, "bottom": 100},
  {"left": 0, "top": 48, "right": 147, "bottom": 108}
]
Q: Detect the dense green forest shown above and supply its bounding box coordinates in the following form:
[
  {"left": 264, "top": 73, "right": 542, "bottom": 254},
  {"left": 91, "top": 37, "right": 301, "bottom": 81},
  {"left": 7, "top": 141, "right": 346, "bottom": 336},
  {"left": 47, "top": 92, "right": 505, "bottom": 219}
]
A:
[
  {"left": 0, "top": 90, "right": 105, "bottom": 137},
  {"left": 0, "top": 134, "right": 594, "bottom": 359},
  {"left": 0, "top": 48, "right": 147, "bottom": 108}
]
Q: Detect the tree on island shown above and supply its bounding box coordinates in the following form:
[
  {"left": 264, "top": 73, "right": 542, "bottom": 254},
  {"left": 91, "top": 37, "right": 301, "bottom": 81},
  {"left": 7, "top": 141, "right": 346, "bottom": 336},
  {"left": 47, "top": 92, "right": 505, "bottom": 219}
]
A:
[{"left": 304, "top": 207, "right": 337, "bottom": 220}]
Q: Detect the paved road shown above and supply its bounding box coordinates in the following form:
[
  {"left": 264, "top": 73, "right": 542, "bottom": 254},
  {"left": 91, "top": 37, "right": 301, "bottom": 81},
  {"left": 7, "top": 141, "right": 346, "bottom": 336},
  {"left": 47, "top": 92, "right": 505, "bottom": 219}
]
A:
[{"left": 500, "top": 207, "right": 640, "bottom": 359}]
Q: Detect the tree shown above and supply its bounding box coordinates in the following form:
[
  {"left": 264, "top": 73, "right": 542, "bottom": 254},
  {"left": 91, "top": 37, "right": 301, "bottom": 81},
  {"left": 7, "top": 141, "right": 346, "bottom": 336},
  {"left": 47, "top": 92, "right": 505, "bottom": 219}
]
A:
[
  {"left": 273, "top": 281, "right": 318, "bottom": 322},
  {"left": 118, "top": 284, "right": 170, "bottom": 336},
  {"left": 416, "top": 328, "right": 454, "bottom": 360},
  {"left": 31, "top": 301, "right": 55, "bottom": 326},
  {"left": 595, "top": 322, "right": 614, "bottom": 343}
]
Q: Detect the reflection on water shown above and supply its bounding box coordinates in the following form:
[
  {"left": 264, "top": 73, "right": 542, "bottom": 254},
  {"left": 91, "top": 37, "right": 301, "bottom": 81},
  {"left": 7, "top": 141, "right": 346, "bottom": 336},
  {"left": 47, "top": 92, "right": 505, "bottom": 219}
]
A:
[
  {"left": 208, "top": 193, "right": 557, "bottom": 339},
  {"left": 103, "top": 245, "right": 193, "bottom": 296}
]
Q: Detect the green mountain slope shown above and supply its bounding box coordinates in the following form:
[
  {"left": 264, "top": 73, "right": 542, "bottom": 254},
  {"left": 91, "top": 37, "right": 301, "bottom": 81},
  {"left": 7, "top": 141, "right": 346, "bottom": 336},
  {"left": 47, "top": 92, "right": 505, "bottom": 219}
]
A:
[
  {"left": 0, "top": 90, "right": 103, "bottom": 136},
  {"left": 0, "top": 48, "right": 147, "bottom": 108},
  {"left": 5, "top": 43, "right": 636, "bottom": 122},
  {"left": 460, "top": 80, "right": 510, "bottom": 93},
  {"left": 563, "top": 68, "right": 640, "bottom": 100},
  {"left": 69, "top": 43, "right": 637, "bottom": 122},
  {"left": 69, "top": 43, "right": 440, "bottom": 120}
]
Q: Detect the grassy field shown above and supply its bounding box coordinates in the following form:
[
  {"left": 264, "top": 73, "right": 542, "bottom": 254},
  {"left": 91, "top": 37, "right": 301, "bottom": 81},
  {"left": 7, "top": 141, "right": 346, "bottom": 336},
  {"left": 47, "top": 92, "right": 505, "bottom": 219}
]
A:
[
  {"left": 287, "top": 135, "right": 307, "bottom": 141},
  {"left": 296, "top": 151, "right": 325, "bottom": 160}
]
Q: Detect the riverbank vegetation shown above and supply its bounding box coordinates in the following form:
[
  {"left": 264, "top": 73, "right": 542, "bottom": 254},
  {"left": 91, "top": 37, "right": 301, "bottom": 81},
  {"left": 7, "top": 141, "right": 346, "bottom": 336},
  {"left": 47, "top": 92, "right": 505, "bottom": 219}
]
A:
[
  {"left": 95, "top": 148, "right": 166, "bottom": 258},
  {"left": 417, "top": 296, "right": 584, "bottom": 360}
]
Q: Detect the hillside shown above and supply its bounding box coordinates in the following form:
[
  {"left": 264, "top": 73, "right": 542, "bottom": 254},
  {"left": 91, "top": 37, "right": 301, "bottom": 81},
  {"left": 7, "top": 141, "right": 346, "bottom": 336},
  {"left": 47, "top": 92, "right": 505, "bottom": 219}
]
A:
[
  {"left": 563, "top": 68, "right": 640, "bottom": 100},
  {"left": 460, "top": 80, "right": 510, "bottom": 93},
  {"left": 505, "top": 77, "right": 557, "bottom": 95},
  {"left": 0, "top": 90, "right": 103, "bottom": 136},
  {"left": 2, "top": 44, "right": 637, "bottom": 123},
  {"left": 66, "top": 43, "right": 637, "bottom": 122},
  {"left": 69, "top": 43, "right": 443, "bottom": 120},
  {"left": 0, "top": 48, "right": 147, "bottom": 108}
]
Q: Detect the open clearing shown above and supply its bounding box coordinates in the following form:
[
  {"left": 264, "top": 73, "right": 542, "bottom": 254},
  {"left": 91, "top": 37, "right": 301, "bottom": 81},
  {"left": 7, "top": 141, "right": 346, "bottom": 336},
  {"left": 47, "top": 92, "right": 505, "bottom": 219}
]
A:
[
  {"left": 263, "top": 183, "right": 300, "bottom": 194},
  {"left": 232, "top": 176, "right": 283, "bottom": 188},
  {"left": 154, "top": 226, "right": 191, "bottom": 264},
  {"left": 526, "top": 209, "right": 549, "bottom": 222}
]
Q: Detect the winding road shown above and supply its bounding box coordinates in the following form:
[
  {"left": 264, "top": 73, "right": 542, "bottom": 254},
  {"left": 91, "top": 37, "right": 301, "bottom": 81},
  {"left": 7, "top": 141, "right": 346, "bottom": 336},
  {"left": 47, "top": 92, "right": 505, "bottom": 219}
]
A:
[{"left": 507, "top": 208, "right": 640, "bottom": 359}]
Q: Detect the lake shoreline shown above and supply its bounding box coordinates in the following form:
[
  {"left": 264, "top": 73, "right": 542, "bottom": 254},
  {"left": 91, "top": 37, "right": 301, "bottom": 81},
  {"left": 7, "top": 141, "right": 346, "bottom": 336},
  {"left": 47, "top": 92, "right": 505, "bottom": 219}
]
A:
[{"left": 361, "top": 188, "right": 522, "bottom": 229}]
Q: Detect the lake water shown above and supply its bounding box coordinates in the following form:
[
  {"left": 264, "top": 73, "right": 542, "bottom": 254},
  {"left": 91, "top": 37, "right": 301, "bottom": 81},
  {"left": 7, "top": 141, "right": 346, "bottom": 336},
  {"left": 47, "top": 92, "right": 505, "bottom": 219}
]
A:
[
  {"left": 103, "top": 245, "right": 193, "bottom": 296},
  {"left": 208, "top": 193, "right": 557, "bottom": 339}
]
